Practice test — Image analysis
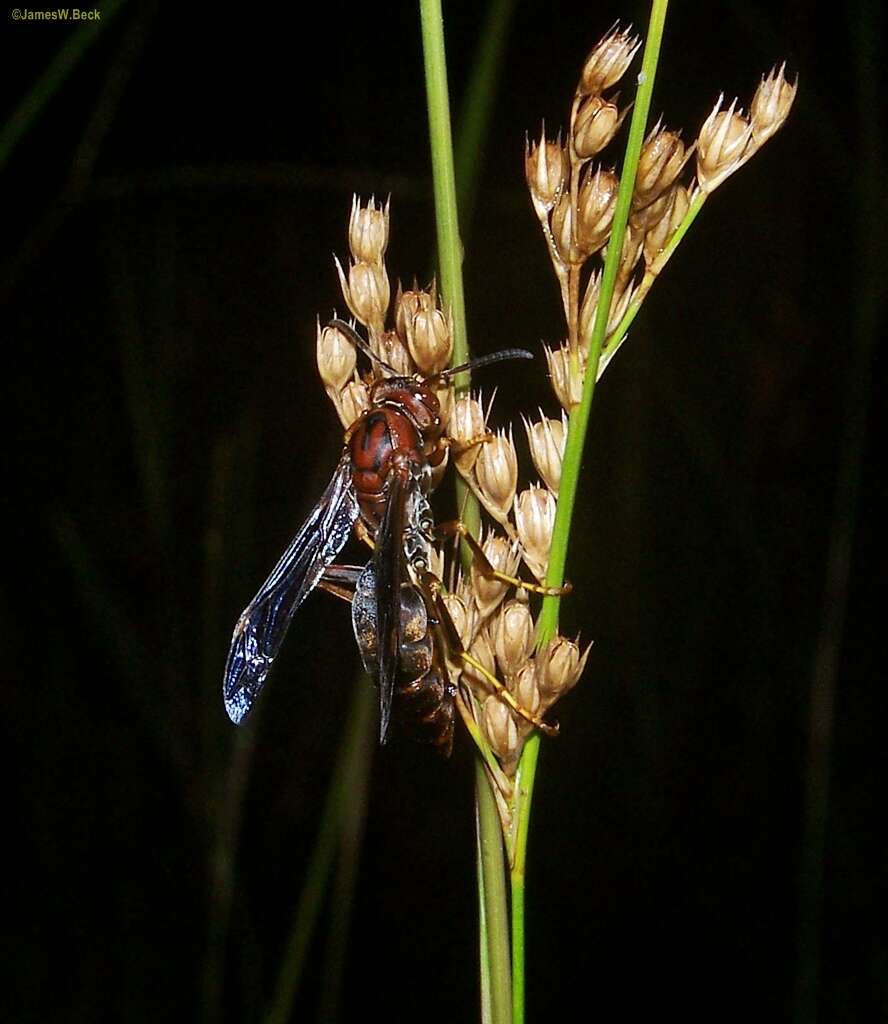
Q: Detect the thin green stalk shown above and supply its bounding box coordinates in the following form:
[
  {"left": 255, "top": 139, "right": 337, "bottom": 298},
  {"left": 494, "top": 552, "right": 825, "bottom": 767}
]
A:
[
  {"left": 419, "top": 3, "right": 511, "bottom": 1022},
  {"left": 510, "top": 6, "right": 671, "bottom": 1022}
]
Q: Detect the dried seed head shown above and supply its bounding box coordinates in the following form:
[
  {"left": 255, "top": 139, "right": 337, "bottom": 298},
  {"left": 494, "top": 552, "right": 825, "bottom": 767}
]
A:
[
  {"left": 550, "top": 192, "right": 579, "bottom": 265},
  {"left": 573, "top": 95, "right": 622, "bottom": 159},
  {"left": 336, "top": 379, "right": 370, "bottom": 429},
  {"left": 449, "top": 392, "right": 487, "bottom": 472},
  {"left": 316, "top": 319, "right": 357, "bottom": 393},
  {"left": 642, "top": 183, "right": 690, "bottom": 265},
  {"left": 471, "top": 530, "right": 520, "bottom": 618},
  {"left": 442, "top": 592, "right": 475, "bottom": 650},
  {"left": 493, "top": 598, "right": 535, "bottom": 677},
  {"left": 348, "top": 194, "right": 390, "bottom": 264},
  {"left": 515, "top": 485, "right": 557, "bottom": 581},
  {"left": 536, "top": 634, "right": 591, "bottom": 700},
  {"left": 525, "top": 129, "right": 567, "bottom": 218},
  {"left": 514, "top": 661, "right": 541, "bottom": 717},
  {"left": 482, "top": 695, "right": 520, "bottom": 764},
  {"left": 696, "top": 96, "right": 754, "bottom": 194},
  {"left": 545, "top": 342, "right": 584, "bottom": 412},
  {"left": 394, "top": 285, "right": 435, "bottom": 344},
  {"left": 579, "top": 25, "right": 641, "bottom": 96},
  {"left": 378, "top": 328, "right": 414, "bottom": 377},
  {"left": 463, "top": 628, "right": 497, "bottom": 700},
  {"left": 576, "top": 165, "right": 619, "bottom": 255},
  {"left": 633, "top": 123, "right": 687, "bottom": 208},
  {"left": 579, "top": 273, "right": 634, "bottom": 344},
  {"left": 335, "top": 256, "right": 391, "bottom": 329},
  {"left": 523, "top": 410, "right": 568, "bottom": 496},
  {"left": 405, "top": 306, "right": 453, "bottom": 375},
  {"left": 475, "top": 428, "right": 518, "bottom": 522},
  {"left": 750, "top": 63, "right": 797, "bottom": 147}
]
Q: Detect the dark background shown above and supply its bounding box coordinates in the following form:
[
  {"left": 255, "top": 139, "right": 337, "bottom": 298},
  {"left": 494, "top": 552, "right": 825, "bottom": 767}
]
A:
[{"left": 2, "top": 1, "right": 885, "bottom": 1021}]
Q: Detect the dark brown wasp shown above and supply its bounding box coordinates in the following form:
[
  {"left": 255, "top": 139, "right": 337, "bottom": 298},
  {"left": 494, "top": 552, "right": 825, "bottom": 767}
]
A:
[{"left": 223, "top": 319, "right": 559, "bottom": 754}]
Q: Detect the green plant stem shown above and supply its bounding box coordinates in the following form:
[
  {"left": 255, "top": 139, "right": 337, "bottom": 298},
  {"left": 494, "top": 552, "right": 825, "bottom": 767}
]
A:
[
  {"left": 420, "top": 3, "right": 511, "bottom": 1022},
  {"left": 509, "top": 5, "right": 671, "bottom": 1022}
]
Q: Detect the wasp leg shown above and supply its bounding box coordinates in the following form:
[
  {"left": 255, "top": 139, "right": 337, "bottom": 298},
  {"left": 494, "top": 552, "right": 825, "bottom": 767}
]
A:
[
  {"left": 317, "top": 564, "right": 364, "bottom": 604},
  {"left": 354, "top": 518, "right": 376, "bottom": 552},
  {"left": 438, "top": 430, "right": 494, "bottom": 453},
  {"left": 434, "top": 519, "right": 572, "bottom": 597},
  {"left": 415, "top": 569, "right": 559, "bottom": 737}
]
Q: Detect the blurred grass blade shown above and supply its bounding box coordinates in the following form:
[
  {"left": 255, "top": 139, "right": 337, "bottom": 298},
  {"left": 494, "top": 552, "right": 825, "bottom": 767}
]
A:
[{"left": 0, "top": 0, "right": 128, "bottom": 171}]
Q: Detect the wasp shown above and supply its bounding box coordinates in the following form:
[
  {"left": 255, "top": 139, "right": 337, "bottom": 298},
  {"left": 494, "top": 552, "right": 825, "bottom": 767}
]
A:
[{"left": 223, "top": 320, "right": 559, "bottom": 754}]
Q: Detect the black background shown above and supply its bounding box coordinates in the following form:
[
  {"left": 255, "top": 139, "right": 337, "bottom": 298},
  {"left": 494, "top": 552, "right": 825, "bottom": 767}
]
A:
[{"left": 2, "top": 1, "right": 885, "bottom": 1021}]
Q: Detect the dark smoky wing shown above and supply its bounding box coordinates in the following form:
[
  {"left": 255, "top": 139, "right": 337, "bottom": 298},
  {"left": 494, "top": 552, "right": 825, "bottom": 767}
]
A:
[
  {"left": 374, "top": 468, "right": 407, "bottom": 743},
  {"left": 223, "top": 453, "right": 359, "bottom": 725}
]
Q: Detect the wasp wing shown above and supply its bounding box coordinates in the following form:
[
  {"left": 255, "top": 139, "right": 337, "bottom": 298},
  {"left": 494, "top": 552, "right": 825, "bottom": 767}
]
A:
[
  {"left": 374, "top": 466, "right": 408, "bottom": 744},
  {"left": 223, "top": 452, "right": 359, "bottom": 725}
]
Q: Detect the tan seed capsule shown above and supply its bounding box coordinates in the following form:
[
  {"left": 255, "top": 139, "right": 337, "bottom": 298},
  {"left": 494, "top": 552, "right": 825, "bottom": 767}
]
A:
[
  {"left": 544, "top": 342, "right": 584, "bottom": 412},
  {"left": 696, "top": 96, "right": 754, "bottom": 194},
  {"left": 536, "top": 634, "right": 592, "bottom": 700},
  {"left": 514, "top": 486, "right": 557, "bottom": 581},
  {"left": 643, "top": 183, "right": 690, "bottom": 265},
  {"left": 377, "top": 328, "right": 414, "bottom": 377},
  {"left": 471, "top": 531, "right": 520, "bottom": 618},
  {"left": 394, "top": 286, "right": 434, "bottom": 344},
  {"left": 475, "top": 428, "right": 518, "bottom": 522},
  {"left": 348, "top": 194, "right": 390, "bottom": 264},
  {"left": 463, "top": 628, "right": 497, "bottom": 701},
  {"left": 316, "top": 319, "right": 357, "bottom": 393},
  {"left": 525, "top": 129, "right": 566, "bottom": 218},
  {"left": 493, "top": 598, "right": 535, "bottom": 677},
  {"left": 633, "top": 124, "right": 687, "bottom": 209},
  {"left": 576, "top": 165, "right": 619, "bottom": 255},
  {"left": 449, "top": 393, "right": 487, "bottom": 473},
  {"left": 550, "top": 192, "right": 579, "bottom": 264},
  {"left": 579, "top": 25, "right": 641, "bottom": 96},
  {"left": 406, "top": 306, "right": 453, "bottom": 375},
  {"left": 442, "top": 592, "right": 475, "bottom": 650},
  {"left": 335, "top": 256, "right": 391, "bottom": 329},
  {"left": 336, "top": 379, "right": 370, "bottom": 429},
  {"left": 482, "top": 695, "right": 520, "bottom": 764},
  {"left": 573, "top": 95, "right": 622, "bottom": 159},
  {"left": 750, "top": 63, "right": 797, "bottom": 146},
  {"left": 514, "top": 661, "right": 541, "bottom": 716},
  {"left": 523, "top": 411, "right": 567, "bottom": 496}
]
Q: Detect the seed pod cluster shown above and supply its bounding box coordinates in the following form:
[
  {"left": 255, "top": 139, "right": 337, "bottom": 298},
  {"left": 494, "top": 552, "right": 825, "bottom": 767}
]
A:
[
  {"left": 527, "top": 28, "right": 796, "bottom": 411},
  {"left": 321, "top": 196, "right": 455, "bottom": 427}
]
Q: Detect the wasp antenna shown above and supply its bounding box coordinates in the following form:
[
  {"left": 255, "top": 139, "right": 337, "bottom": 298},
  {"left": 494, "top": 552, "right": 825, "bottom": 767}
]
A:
[
  {"left": 436, "top": 348, "right": 533, "bottom": 382},
  {"left": 328, "top": 318, "right": 399, "bottom": 377}
]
